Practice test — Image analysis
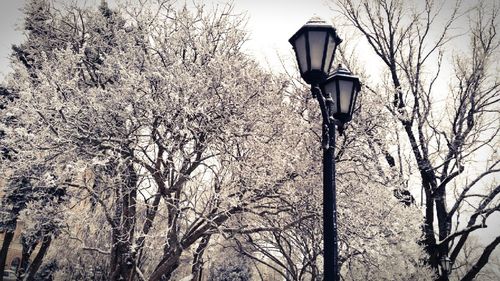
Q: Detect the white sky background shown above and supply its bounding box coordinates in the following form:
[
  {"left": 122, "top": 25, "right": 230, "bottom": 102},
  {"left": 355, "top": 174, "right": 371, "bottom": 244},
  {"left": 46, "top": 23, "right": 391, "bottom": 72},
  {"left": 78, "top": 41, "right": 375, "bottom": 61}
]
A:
[
  {"left": 0, "top": 0, "right": 25, "bottom": 78},
  {"left": 0, "top": 0, "right": 498, "bottom": 258},
  {"left": 1, "top": 0, "right": 338, "bottom": 78}
]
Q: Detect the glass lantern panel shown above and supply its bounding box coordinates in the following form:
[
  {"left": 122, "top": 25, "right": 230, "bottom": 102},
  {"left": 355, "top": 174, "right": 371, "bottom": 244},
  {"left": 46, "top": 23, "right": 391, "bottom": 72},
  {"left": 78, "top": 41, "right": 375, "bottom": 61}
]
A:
[
  {"left": 338, "top": 80, "right": 354, "bottom": 114},
  {"left": 308, "top": 31, "right": 327, "bottom": 71},
  {"left": 294, "top": 34, "right": 308, "bottom": 74},
  {"left": 322, "top": 34, "right": 337, "bottom": 73}
]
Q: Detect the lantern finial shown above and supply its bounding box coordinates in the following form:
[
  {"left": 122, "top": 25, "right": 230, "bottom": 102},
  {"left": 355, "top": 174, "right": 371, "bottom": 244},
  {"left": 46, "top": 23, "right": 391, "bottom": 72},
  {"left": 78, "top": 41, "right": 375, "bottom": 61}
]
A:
[{"left": 307, "top": 16, "right": 326, "bottom": 24}]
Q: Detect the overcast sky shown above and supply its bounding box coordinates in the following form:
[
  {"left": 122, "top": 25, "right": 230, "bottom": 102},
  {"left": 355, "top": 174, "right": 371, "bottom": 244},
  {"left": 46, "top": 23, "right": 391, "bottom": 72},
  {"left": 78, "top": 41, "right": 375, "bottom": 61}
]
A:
[
  {"left": 0, "top": 0, "right": 336, "bottom": 79},
  {"left": 0, "top": 0, "right": 24, "bottom": 78}
]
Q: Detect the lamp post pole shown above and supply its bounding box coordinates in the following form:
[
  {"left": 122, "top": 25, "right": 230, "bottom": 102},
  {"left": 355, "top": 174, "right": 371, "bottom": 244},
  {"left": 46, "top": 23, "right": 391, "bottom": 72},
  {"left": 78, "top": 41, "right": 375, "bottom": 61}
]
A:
[
  {"left": 312, "top": 85, "right": 339, "bottom": 281},
  {"left": 324, "top": 119, "right": 339, "bottom": 281}
]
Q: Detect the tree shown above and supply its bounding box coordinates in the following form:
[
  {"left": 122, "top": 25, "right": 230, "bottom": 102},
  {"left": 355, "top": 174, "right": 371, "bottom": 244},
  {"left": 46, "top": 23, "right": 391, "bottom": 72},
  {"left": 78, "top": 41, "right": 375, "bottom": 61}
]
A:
[
  {"left": 2, "top": 1, "right": 298, "bottom": 280},
  {"left": 230, "top": 64, "right": 434, "bottom": 280},
  {"left": 0, "top": 86, "right": 17, "bottom": 162},
  {"left": 0, "top": 1, "right": 74, "bottom": 278},
  {"left": 332, "top": 0, "right": 500, "bottom": 280},
  {"left": 0, "top": 172, "right": 31, "bottom": 279},
  {"left": 208, "top": 253, "right": 252, "bottom": 281},
  {"left": 450, "top": 237, "right": 500, "bottom": 281}
]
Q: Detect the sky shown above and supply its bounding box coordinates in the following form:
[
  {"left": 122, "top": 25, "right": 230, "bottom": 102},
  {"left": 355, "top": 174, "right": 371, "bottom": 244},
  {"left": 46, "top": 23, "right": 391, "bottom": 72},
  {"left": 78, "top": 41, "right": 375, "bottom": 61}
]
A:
[
  {"left": 0, "top": 0, "right": 337, "bottom": 79},
  {"left": 0, "top": 0, "right": 25, "bottom": 78},
  {"left": 0, "top": 0, "right": 498, "bottom": 260}
]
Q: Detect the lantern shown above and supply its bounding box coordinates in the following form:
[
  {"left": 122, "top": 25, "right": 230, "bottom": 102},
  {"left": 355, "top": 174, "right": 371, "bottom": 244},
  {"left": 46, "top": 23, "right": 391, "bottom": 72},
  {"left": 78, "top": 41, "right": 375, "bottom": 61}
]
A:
[
  {"left": 320, "top": 65, "right": 361, "bottom": 124},
  {"left": 289, "top": 17, "right": 342, "bottom": 85}
]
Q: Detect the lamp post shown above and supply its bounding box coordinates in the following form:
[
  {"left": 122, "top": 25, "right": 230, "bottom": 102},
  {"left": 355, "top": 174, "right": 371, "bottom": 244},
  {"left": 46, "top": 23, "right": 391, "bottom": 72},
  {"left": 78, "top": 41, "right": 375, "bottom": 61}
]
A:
[{"left": 289, "top": 17, "right": 361, "bottom": 281}]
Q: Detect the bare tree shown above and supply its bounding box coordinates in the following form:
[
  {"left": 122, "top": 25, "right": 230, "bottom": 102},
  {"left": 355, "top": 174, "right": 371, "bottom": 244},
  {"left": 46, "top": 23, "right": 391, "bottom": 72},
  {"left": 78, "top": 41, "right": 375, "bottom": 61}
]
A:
[
  {"left": 2, "top": 1, "right": 299, "bottom": 281},
  {"left": 333, "top": 0, "right": 500, "bottom": 280},
  {"left": 229, "top": 58, "right": 434, "bottom": 280}
]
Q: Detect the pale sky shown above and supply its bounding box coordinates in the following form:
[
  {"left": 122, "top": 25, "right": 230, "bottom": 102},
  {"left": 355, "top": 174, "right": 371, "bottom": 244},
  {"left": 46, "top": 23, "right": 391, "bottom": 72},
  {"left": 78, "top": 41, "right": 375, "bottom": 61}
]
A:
[
  {"left": 0, "top": 0, "right": 25, "bottom": 78},
  {"left": 0, "top": 0, "right": 337, "bottom": 78}
]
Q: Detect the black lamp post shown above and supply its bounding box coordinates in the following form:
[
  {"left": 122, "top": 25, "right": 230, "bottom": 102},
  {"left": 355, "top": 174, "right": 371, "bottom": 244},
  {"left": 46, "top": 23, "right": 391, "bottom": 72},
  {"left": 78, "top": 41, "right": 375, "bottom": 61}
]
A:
[{"left": 289, "top": 17, "right": 361, "bottom": 281}]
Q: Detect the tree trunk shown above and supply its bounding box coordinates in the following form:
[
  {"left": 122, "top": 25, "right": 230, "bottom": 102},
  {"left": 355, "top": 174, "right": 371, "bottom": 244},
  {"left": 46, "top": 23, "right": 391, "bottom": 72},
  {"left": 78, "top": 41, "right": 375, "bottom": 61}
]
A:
[
  {"left": 109, "top": 212, "right": 134, "bottom": 281},
  {"left": 110, "top": 236, "right": 134, "bottom": 281},
  {"left": 125, "top": 162, "right": 137, "bottom": 281},
  {"left": 0, "top": 230, "right": 15, "bottom": 281},
  {"left": 18, "top": 240, "right": 37, "bottom": 281},
  {"left": 136, "top": 193, "right": 161, "bottom": 269},
  {"left": 191, "top": 235, "right": 211, "bottom": 281},
  {"left": 109, "top": 160, "right": 137, "bottom": 281},
  {"left": 109, "top": 185, "right": 123, "bottom": 281},
  {"left": 24, "top": 235, "right": 51, "bottom": 281},
  {"left": 149, "top": 246, "right": 182, "bottom": 281}
]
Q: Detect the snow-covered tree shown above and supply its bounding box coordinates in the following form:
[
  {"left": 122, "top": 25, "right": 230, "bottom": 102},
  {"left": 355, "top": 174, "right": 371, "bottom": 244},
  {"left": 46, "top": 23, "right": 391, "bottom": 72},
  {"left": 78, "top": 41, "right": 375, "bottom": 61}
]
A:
[
  {"left": 4, "top": 0, "right": 492, "bottom": 280},
  {"left": 231, "top": 60, "right": 434, "bottom": 279},
  {"left": 0, "top": 1, "right": 73, "bottom": 279},
  {"left": 2, "top": 1, "right": 297, "bottom": 280},
  {"left": 330, "top": 0, "right": 500, "bottom": 280}
]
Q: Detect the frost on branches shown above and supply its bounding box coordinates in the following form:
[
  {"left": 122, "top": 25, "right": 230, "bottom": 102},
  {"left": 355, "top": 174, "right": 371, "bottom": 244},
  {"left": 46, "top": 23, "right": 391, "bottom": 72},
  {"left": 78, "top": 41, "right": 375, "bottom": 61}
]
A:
[
  {"left": 332, "top": 0, "right": 500, "bottom": 280},
  {"left": 229, "top": 69, "right": 433, "bottom": 280},
  {"left": 1, "top": 0, "right": 435, "bottom": 280},
  {"left": 2, "top": 0, "right": 295, "bottom": 280}
]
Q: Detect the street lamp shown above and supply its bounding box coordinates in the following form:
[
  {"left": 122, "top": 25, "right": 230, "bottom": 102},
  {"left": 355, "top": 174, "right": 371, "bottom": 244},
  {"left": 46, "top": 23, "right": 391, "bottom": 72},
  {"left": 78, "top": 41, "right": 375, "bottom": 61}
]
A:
[
  {"left": 320, "top": 65, "right": 361, "bottom": 133},
  {"left": 289, "top": 17, "right": 361, "bottom": 281}
]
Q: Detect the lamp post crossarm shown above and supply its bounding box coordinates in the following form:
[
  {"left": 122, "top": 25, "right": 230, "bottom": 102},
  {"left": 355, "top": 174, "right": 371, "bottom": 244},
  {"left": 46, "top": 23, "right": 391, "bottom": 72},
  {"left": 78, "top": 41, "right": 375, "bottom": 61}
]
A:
[
  {"left": 312, "top": 85, "right": 345, "bottom": 147},
  {"left": 312, "top": 85, "right": 330, "bottom": 124}
]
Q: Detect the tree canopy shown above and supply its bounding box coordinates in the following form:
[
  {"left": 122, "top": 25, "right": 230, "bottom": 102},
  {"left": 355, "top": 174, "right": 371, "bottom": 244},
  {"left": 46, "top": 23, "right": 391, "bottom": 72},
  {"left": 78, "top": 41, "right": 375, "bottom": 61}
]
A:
[{"left": 1, "top": 0, "right": 497, "bottom": 281}]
